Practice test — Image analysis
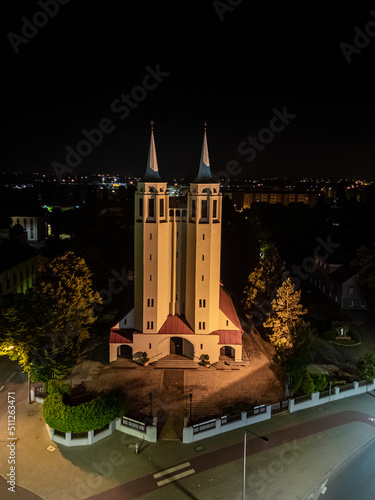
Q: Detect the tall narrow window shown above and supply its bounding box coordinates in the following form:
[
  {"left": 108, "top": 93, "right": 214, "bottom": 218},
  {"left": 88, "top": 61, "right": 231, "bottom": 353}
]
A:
[
  {"left": 150, "top": 254, "right": 152, "bottom": 260},
  {"left": 203, "top": 299, "right": 206, "bottom": 307},
  {"left": 202, "top": 275, "right": 204, "bottom": 281},
  {"left": 148, "top": 198, "right": 155, "bottom": 217},
  {"left": 160, "top": 198, "right": 164, "bottom": 218},
  {"left": 201, "top": 200, "right": 208, "bottom": 219},
  {"left": 202, "top": 255, "right": 204, "bottom": 261},
  {"left": 139, "top": 198, "right": 143, "bottom": 217},
  {"left": 199, "top": 322, "right": 202, "bottom": 329},
  {"left": 203, "top": 234, "right": 205, "bottom": 240},
  {"left": 213, "top": 199, "right": 217, "bottom": 218},
  {"left": 199, "top": 299, "right": 202, "bottom": 307},
  {"left": 202, "top": 322, "right": 205, "bottom": 330},
  {"left": 192, "top": 199, "right": 196, "bottom": 218}
]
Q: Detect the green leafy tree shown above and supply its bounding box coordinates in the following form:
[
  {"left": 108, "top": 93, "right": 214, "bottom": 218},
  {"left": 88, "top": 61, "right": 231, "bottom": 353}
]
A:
[
  {"left": 357, "top": 352, "right": 375, "bottom": 382},
  {"left": 273, "top": 321, "right": 314, "bottom": 396},
  {"left": 263, "top": 277, "right": 307, "bottom": 348},
  {"left": 0, "top": 252, "right": 102, "bottom": 381},
  {"left": 243, "top": 245, "right": 285, "bottom": 312}
]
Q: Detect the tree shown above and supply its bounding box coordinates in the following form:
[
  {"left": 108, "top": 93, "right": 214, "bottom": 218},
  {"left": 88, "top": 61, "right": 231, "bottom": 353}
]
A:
[
  {"left": 353, "top": 244, "right": 375, "bottom": 310},
  {"left": 263, "top": 277, "right": 307, "bottom": 348},
  {"left": 243, "top": 245, "right": 285, "bottom": 312},
  {"left": 0, "top": 252, "right": 102, "bottom": 381},
  {"left": 357, "top": 352, "right": 375, "bottom": 382},
  {"left": 273, "top": 321, "right": 314, "bottom": 396}
]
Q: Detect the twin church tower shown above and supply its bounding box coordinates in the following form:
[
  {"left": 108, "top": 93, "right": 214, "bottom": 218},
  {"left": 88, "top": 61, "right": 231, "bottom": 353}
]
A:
[{"left": 109, "top": 124, "right": 243, "bottom": 364}]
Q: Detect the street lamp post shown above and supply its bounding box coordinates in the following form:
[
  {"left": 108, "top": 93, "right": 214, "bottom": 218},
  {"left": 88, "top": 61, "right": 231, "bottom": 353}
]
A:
[
  {"left": 189, "top": 393, "right": 192, "bottom": 424},
  {"left": 243, "top": 429, "right": 269, "bottom": 499}
]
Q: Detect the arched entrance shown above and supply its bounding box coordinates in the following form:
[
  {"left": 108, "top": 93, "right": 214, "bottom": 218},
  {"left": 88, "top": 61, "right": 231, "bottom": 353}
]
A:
[
  {"left": 170, "top": 337, "right": 194, "bottom": 359},
  {"left": 220, "top": 346, "right": 235, "bottom": 359},
  {"left": 117, "top": 344, "right": 132, "bottom": 359}
]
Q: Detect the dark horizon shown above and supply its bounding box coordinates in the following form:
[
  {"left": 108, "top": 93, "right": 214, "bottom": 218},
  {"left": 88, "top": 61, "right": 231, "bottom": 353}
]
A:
[{"left": 3, "top": 3, "right": 375, "bottom": 180}]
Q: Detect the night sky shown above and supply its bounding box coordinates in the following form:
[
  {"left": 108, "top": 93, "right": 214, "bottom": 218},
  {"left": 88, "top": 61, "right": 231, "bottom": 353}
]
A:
[{"left": 3, "top": 2, "right": 375, "bottom": 180}]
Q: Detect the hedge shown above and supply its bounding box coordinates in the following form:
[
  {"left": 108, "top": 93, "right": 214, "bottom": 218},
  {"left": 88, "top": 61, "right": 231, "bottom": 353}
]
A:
[{"left": 43, "top": 389, "right": 127, "bottom": 433}]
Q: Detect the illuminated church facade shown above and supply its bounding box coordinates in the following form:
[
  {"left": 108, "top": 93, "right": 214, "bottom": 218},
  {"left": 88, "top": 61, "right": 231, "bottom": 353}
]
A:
[{"left": 109, "top": 125, "right": 243, "bottom": 364}]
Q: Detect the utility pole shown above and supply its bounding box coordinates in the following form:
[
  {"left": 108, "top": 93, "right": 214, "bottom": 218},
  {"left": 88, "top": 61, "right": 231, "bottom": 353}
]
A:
[{"left": 243, "top": 429, "right": 269, "bottom": 499}]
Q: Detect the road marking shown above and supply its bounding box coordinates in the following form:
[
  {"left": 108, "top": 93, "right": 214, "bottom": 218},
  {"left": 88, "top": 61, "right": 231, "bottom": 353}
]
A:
[
  {"left": 6, "top": 372, "right": 17, "bottom": 383},
  {"left": 156, "top": 469, "right": 195, "bottom": 487},
  {"left": 368, "top": 417, "right": 375, "bottom": 422},
  {"left": 153, "top": 462, "right": 191, "bottom": 479},
  {"left": 321, "top": 486, "right": 327, "bottom": 494}
]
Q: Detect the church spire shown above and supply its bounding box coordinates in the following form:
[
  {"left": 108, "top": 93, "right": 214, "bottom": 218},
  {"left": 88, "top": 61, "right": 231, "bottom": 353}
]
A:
[
  {"left": 193, "top": 122, "right": 215, "bottom": 183},
  {"left": 143, "top": 120, "right": 162, "bottom": 181}
]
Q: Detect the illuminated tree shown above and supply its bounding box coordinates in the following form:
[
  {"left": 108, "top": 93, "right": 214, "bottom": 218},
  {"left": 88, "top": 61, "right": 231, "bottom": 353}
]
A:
[
  {"left": 263, "top": 277, "right": 307, "bottom": 348},
  {"left": 243, "top": 245, "right": 285, "bottom": 312},
  {"left": 0, "top": 252, "right": 102, "bottom": 381}
]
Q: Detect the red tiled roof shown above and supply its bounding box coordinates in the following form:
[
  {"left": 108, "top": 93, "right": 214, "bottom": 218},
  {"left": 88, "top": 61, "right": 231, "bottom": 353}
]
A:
[
  {"left": 210, "top": 330, "right": 243, "bottom": 345},
  {"left": 158, "top": 315, "right": 194, "bottom": 334},
  {"left": 219, "top": 286, "right": 242, "bottom": 330},
  {"left": 109, "top": 329, "right": 134, "bottom": 344}
]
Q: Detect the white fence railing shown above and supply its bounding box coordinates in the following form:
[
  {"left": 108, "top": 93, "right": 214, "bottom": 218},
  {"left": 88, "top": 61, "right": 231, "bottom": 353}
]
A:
[
  {"left": 182, "top": 379, "right": 375, "bottom": 443},
  {"left": 47, "top": 415, "right": 158, "bottom": 447}
]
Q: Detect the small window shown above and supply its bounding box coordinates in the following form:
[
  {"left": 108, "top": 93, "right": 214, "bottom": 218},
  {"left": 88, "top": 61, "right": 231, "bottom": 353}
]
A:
[
  {"left": 124, "top": 318, "right": 127, "bottom": 325},
  {"left": 203, "top": 234, "right": 205, "bottom": 240},
  {"left": 199, "top": 299, "right": 202, "bottom": 307},
  {"left": 150, "top": 233, "right": 152, "bottom": 239},
  {"left": 202, "top": 255, "right": 204, "bottom": 261},
  {"left": 149, "top": 343, "right": 152, "bottom": 349},
  {"left": 202, "top": 275, "right": 204, "bottom": 281},
  {"left": 198, "top": 322, "right": 202, "bottom": 330},
  {"left": 203, "top": 299, "right": 206, "bottom": 307},
  {"left": 200, "top": 344, "right": 203, "bottom": 349},
  {"left": 139, "top": 198, "right": 143, "bottom": 217},
  {"left": 226, "top": 320, "right": 229, "bottom": 326},
  {"left": 160, "top": 198, "right": 164, "bottom": 218},
  {"left": 150, "top": 275, "right": 152, "bottom": 281},
  {"left": 202, "top": 322, "right": 205, "bottom": 330},
  {"left": 150, "top": 254, "right": 152, "bottom": 260}
]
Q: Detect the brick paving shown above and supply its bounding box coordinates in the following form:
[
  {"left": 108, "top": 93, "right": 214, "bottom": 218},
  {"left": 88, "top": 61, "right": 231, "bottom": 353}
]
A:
[{"left": 68, "top": 330, "right": 283, "bottom": 426}]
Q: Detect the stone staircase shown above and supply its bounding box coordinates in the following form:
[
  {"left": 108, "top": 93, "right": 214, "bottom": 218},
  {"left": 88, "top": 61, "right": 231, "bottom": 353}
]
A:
[{"left": 153, "top": 355, "right": 198, "bottom": 369}]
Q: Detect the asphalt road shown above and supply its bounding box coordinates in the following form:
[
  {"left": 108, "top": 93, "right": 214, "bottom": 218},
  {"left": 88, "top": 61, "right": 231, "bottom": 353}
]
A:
[{"left": 319, "top": 436, "right": 375, "bottom": 500}]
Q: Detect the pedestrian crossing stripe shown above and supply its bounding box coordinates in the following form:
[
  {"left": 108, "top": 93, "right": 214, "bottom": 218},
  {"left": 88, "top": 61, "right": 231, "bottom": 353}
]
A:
[{"left": 153, "top": 462, "right": 195, "bottom": 486}]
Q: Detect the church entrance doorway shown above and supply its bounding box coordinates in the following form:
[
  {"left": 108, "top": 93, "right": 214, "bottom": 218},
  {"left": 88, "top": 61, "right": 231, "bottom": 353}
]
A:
[
  {"left": 220, "top": 346, "right": 235, "bottom": 359},
  {"left": 117, "top": 345, "right": 132, "bottom": 359},
  {"left": 170, "top": 337, "right": 194, "bottom": 359}
]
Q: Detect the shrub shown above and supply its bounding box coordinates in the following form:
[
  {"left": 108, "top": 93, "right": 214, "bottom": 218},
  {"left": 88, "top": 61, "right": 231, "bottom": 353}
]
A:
[
  {"left": 141, "top": 352, "right": 149, "bottom": 364},
  {"left": 47, "top": 381, "right": 71, "bottom": 395},
  {"left": 298, "top": 372, "right": 315, "bottom": 395},
  {"left": 311, "top": 373, "right": 328, "bottom": 392},
  {"left": 43, "top": 389, "right": 127, "bottom": 433}
]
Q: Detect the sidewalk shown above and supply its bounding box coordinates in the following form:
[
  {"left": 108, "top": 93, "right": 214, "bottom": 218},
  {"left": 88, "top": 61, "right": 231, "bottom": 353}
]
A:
[{"left": 2, "top": 388, "right": 375, "bottom": 499}]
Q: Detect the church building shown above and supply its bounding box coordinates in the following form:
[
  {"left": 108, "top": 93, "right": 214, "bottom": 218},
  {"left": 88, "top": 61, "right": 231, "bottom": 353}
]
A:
[{"left": 109, "top": 124, "right": 243, "bottom": 364}]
